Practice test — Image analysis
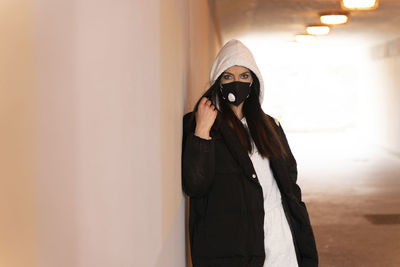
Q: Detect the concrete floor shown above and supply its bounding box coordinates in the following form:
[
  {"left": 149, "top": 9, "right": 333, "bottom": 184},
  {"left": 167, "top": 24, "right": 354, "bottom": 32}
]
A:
[{"left": 288, "top": 131, "right": 400, "bottom": 267}]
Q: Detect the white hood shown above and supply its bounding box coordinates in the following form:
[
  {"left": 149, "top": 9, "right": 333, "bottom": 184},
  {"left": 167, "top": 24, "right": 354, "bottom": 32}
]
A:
[{"left": 209, "top": 39, "right": 264, "bottom": 104}]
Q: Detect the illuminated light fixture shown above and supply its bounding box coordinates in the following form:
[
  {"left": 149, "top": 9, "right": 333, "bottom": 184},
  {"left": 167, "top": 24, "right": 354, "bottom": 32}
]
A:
[
  {"left": 341, "top": 0, "right": 379, "bottom": 10},
  {"left": 306, "top": 25, "right": 331, "bottom": 35},
  {"left": 295, "top": 34, "right": 316, "bottom": 43},
  {"left": 320, "top": 11, "right": 350, "bottom": 25}
]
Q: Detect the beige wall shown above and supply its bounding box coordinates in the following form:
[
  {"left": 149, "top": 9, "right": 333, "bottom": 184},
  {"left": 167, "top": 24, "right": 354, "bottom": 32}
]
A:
[
  {"left": 35, "top": 0, "right": 80, "bottom": 266},
  {"left": 1, "top": 0, "right": 219, "bottom": 266},
  {"left": 185, "top": 0, "right": 222, "bottom": 113},
  {"left": 357, "top": 38, "right": 400, "bottom": 156},
  {"left": 158, "top": 1, "right": 220, "bottom": 266},
  {"left": 0, "top": 1, "right": 38, "bottom": 266}
]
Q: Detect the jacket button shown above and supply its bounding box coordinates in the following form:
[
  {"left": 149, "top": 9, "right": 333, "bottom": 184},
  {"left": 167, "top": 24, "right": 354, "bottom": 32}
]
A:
[{"left": 252, "top": 173, "right": 257, "bottom": 179}]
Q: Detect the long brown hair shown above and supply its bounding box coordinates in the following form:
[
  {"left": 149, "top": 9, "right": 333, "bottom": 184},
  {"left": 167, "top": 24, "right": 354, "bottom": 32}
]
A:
[{"left": 193, "top": 71, "right": 287, "bottom": 159}]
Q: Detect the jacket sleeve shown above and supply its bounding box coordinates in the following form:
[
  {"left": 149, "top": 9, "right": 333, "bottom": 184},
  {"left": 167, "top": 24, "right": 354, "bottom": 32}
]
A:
[
  {"left": 181, "top": 113, "right": 216, "bottom": 197},
  {"left": 277, "top": 120, "right": 319, "bottom": 266},
  {"left": 275, "top": 121, "right": 303, "bottom": 203}
]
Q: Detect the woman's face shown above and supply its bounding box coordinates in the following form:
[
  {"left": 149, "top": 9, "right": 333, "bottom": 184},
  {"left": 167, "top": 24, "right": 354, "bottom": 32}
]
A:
[{"left": 220, "top": 65, "right": 253, "bottom": 85}]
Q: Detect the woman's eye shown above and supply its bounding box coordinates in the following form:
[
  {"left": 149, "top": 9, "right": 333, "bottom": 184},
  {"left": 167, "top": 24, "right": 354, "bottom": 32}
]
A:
[
  {"left": 240, "top": 74, "right": 249, "bottom": 79},
  {"left": 223, "top": 74, "right": 232, "bottom": 80}
]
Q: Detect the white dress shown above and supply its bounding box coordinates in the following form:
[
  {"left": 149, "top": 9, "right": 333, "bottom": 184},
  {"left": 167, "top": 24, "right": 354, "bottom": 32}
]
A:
[{"left": 241, "top": 117, "right": 299, "bottom": 267}]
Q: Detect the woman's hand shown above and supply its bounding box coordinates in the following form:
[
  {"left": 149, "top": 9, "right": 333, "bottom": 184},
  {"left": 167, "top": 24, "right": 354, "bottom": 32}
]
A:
[{"left": 195, "top": 97, "right": 217, "bottom": 140}]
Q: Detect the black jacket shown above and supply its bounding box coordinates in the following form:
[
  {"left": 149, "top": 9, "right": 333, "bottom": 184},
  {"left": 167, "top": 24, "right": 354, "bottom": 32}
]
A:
[{"left": 182, "top": 111, "right": 318, "bottom": 267}]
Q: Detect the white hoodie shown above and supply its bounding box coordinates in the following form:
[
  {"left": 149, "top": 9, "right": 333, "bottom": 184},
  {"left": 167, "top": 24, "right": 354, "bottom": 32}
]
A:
[{"left": 209, "top": 39, "right": 265, "bottom": 104}]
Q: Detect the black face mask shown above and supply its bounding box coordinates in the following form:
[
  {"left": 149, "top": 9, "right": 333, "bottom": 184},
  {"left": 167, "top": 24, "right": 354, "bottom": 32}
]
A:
[{"left": 220, "top": 81, "right": 252, "bottom": 106}]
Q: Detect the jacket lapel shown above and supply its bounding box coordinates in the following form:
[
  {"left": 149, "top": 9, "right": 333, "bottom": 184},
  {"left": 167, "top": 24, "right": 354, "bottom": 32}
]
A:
[{"left": 212, "top": 113, "right": 261, "bottom": 185}]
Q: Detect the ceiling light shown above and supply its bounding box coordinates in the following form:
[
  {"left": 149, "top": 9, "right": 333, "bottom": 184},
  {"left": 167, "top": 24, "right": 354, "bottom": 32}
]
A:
[
  {"left": 295, "top": 34, "right": 316, "bottom": 43},
  {"left": 320, "top": 11, "right": 350, "bottom": 25},
  {"left": 341, "top": 0, "right": 379, "bottom": 10},
  {"left": 306, "top": 25, "right": 331, "bottom": 35}
]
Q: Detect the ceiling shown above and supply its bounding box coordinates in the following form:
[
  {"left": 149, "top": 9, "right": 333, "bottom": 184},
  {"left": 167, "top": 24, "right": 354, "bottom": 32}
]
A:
[{"left": 211, "top": 0, "right": 400, "bottom": 47}]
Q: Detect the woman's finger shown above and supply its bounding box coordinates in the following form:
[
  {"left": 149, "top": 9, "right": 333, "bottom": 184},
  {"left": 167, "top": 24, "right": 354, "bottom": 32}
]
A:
[{"left": 200, "top": 97, "right": 209, "bottom": 105}]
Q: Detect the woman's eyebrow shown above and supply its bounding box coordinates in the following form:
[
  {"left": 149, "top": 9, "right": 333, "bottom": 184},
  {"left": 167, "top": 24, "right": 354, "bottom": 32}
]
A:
[{"left": 223, "top": 71, "right": 250, "bottom": 75}]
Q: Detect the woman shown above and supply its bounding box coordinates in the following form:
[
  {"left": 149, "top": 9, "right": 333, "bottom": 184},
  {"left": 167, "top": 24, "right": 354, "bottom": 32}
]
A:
[{"left": 182, "top": 39, "right": 318, "bottom": 267}]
